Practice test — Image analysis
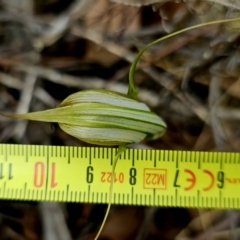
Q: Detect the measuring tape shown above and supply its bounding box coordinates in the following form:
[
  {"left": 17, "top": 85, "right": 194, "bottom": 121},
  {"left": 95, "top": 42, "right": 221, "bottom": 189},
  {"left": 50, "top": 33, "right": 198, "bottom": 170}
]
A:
[{"left": 0, "top": 144, "right": 239, "bottom": 208}]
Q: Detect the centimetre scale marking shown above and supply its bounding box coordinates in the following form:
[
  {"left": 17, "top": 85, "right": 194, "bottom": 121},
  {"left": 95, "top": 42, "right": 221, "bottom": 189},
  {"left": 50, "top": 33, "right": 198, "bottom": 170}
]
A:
[{"left": 0, "top": 144, "right": 239, "bottom": 208}]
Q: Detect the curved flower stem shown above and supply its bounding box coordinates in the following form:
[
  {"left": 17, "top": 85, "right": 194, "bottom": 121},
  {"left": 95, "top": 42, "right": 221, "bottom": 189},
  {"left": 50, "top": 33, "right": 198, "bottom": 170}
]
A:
[
  {"left": 127, "top": 17, "right": 240, "bottom": 99},
  {"left": 94, "top": 145, "right": 127, "bottom": 240}
]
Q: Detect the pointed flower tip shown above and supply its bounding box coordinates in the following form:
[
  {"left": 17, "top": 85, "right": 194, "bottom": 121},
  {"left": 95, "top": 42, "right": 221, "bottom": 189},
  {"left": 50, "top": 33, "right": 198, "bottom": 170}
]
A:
[
  {"left": 1, "top": 109, "right": 60, "bottom": 123},
  {"left": 3, "top": 89, "right": 167, "bottom": 146},
  {"left": 1, "top": 112, "right": 25, "bottom": 120}
]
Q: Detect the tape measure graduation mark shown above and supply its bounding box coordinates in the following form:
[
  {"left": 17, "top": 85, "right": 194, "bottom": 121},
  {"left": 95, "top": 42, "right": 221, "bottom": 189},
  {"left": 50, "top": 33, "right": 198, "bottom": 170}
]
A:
[{"left": 0, "top": 144, "right": 239, "bottom": 208}]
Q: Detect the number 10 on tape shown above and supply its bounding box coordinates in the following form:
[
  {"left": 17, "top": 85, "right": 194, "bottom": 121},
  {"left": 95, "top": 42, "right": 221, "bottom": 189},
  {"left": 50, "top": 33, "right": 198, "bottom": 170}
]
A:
[{"left": 0, "top": 144, "right": 239, "bottom": 209}]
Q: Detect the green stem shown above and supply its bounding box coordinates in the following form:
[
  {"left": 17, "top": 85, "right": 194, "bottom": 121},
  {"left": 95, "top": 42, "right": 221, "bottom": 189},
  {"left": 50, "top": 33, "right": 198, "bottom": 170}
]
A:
[
  {"left": 128, "top": 17, "right": 240, "bottom": 99},
  {"left": 93, "top": 145, "right": 127, "bottom": 240}
]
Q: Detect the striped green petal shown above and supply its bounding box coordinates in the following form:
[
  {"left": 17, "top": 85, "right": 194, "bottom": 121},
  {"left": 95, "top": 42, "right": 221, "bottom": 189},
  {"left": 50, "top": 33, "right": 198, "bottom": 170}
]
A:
[
  {"left": 60, "top": 89, "right": 150, "bottom": 111},
  {"left": 59, "top": 124, "right": 146, "bottom": 146}
]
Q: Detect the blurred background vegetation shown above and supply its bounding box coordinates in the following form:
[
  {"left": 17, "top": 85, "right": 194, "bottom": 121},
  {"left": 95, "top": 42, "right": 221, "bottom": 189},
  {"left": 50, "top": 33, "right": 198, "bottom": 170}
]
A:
[{"left": 0, "top": 0, "right": 240, "bottom": 239}]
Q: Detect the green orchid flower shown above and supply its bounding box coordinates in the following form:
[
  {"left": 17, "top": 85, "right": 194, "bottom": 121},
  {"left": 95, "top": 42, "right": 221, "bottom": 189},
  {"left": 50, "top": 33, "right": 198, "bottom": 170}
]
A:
[{"left": 2, "top": 89, "right": 166, "bottom": 145}]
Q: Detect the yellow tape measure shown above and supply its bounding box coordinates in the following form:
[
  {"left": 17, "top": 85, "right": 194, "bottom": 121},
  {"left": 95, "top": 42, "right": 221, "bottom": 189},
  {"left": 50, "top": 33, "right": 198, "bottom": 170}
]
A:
[{"left": 0, "top": 144, "right": 239, "bottom": 208}]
